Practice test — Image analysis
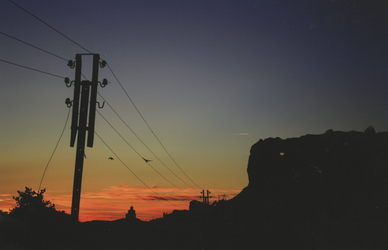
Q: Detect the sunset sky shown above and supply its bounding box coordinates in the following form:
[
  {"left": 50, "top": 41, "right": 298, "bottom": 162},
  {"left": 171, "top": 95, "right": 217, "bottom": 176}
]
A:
[{"left": 1, "top": 0, "right": 387, "bottom": 221}]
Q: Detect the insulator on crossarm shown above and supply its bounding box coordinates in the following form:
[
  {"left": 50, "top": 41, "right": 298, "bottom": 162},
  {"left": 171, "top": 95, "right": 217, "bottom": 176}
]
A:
[
  {"left": 65, "top": 98, "right": 73, "bottom": 108},
  {"left": 67, "top": 60, "right": 75, "bottom": 69},
  {"left": 100, "top": 60, "right": 107, "bottom": 68},
  {"left": 99, "top": 78, "right": 108, "bottom": 88},
  {"left": 64, "top": 77, "right": 74, "bottom": 87}
]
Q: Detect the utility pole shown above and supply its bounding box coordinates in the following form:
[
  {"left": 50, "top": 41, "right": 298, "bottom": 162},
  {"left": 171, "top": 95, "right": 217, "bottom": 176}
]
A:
[
  {"left": 65, "top": 54, "right": 107, "bottom": 222},
  {"left": 201, "top": 190, "right": 205, "bottom": 204},
  {"left": 200, "top": 190, "right": 212, "bottom": 205},
  {"left": 206, "top": 190, "right": 212, "bottom": 205},
  {"left": 218, "top": 194, "right": 226, "bottom": 201}
]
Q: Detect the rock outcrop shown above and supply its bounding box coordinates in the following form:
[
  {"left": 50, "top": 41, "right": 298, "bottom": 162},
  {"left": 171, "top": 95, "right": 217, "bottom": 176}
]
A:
[
  {"left": 228, "top": 128, "right": 388, "bottom": 249},
  {"left": 238, "top": 128, "right": 388, "bottom": 200}
]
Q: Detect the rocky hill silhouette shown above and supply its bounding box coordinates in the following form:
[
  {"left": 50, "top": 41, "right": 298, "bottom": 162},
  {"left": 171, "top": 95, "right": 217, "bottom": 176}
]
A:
[
  {"left": 225, "top": 128, "right": 388, "bottom": 249},
  {"left": 1, "top": 129, "right": 387, "bottom": 249},
  {"left": 156, "top": 128, "right": 387, "bottom": 249}
]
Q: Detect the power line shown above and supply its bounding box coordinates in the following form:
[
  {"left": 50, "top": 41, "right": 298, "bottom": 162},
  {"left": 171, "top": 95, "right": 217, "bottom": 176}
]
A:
[
  {"left": 0, "top": 30, "right": 196, "bottom": 196},
  {"left": 0, "top": 31, "right": 68, "bottom": 61},
  {"left": 3, "top": 0, "right": 190, "bottom": 212},
  {"left": 38, "top": 107, "right": 71, "bottom": 191},
  {"left": 8, "top": 0, "right": 201, "bottom": 190},
  {"left": 0, "top": 58, "right": 65, "bottom": 79},
  {"left": 0, "top": 55, "right": 186, "bottom": 214},
  {"left": 106, "top": 63, "right": 202, "bottom": 189},
  {"left": 94, "top": 131, "right": 184, "bottom": 209},
  {"left": 97, "top": 92, "right": 195, "bottom": 189},
  {"left": 8, "top": 0, "right": 92, "bottom": 53},
  {"left": 96, "top": 109, "right": 184, "bottom": 191}
]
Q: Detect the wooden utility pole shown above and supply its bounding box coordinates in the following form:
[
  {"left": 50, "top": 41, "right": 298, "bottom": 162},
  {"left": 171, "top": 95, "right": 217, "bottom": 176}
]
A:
[
  {"left": 200, "top": 190, "right": 212, "bottom": 205},
  {"left": 206, "top": 190, "right": 212, "bottom": 205},
  {"left": 65, "top": 54, "right": 107, "bottom": 221}
]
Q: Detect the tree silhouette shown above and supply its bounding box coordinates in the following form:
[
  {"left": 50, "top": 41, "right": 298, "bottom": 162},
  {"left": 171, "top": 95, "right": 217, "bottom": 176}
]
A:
[
  {"left": 1, "top": 188, "right": 73, "bottom": 249},
  {"left": 10, "top": 187, "right": 56, "bottom": 222},
  {"left": 12, "top": 187, "right": 54, "bottom": 210}
]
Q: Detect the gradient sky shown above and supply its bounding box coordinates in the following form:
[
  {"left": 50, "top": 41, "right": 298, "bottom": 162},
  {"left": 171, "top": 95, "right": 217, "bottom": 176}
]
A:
[{"left": 1, "top": 0, "right": 387, "bottom": 221}]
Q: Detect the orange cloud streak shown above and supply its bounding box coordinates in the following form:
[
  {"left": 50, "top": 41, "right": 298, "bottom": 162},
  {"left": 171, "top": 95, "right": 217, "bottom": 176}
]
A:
[
  {"left": 234, "top": 133, "right": 249, "bottom": 135},
  {"left": 0, "top": 194, "right": 15, "bottom": 213},
  {"left": 1, "top": 184, "right": 242, "bottom": 222}
]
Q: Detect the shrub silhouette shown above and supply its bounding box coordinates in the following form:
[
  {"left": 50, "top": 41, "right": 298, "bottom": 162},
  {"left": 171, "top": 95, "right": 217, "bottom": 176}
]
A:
[{"left": 9, "top": 187, "right": 56, "bottom": 222}]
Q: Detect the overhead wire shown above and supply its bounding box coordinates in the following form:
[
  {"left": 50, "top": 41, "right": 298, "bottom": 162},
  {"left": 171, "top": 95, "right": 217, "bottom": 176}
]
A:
[
  {"left": 0, "top": 31, "right": 68, "bottom": 62},
  {"left": 0, "top": 31, "right": 70, "bottom": 190},
  {"left": 78, "top": 73, "right": 187, "bottom": 191},
  {"left": 7, "top": 0, "right": 202, "bottom": 192},
  {"left": 0, "top": 59, "right": 65, "bottom": 79},
  {"left": 8, "top": 0, "right": 92, "bottom": 54},
  {"left": 0, "top": 55, "right": 185, "bottom": 203},
  {"left": 106, "top": 63, "right": 202, "bottom": 189},
  {"left": 96, "top": 109, "right": 184, "bottom": 191},
  {"left": 0, "top": 55, "right": 184, "bottom": 205},
  {"left": 4, "top": 2, "right": 193, "bottom": 189},
  {"left": 78, "top": 65, "right": 190, "bottom": 195},
  {"left": 76, "top": 61, "right": 189, "bottom": 192},
  {"left": 97, "top": 92, "right": 195, "bottom": 189},
  {"left": 38, "top": 107, "right": 71, "bottom": 191},
  {"left": 94, "top": 131, "right": 184, "bottom": 209}
]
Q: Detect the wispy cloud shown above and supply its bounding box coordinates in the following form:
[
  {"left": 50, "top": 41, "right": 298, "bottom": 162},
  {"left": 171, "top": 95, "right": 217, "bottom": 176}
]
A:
[
  {"left": 233, "top": 133, "right": 249, "bottom": 136},
  {"left": 0, "top": 193, "right": 16, "bottom": 212},
  {"left": 137, "top": 194, "right": 198, "bottom": 201}
]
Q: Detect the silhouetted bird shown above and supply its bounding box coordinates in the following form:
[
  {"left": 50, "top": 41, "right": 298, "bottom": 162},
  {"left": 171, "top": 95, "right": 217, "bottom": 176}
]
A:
[
  {"left": 142, "top": 157, "right": 152, "bottom": 163},
  {"left": 108, "top": 157, "right": 114, "bottom": 160}
]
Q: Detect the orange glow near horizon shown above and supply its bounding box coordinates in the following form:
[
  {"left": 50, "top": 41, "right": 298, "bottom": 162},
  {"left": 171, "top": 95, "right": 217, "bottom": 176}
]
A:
[{"left": 0, "top": 184, "right": 242, "bottom": 222}]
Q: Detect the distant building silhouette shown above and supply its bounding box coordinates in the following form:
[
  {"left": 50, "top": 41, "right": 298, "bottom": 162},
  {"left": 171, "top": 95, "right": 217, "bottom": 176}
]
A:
[{"left": 125, "top": 206, "right": 136, "bottom": 220}]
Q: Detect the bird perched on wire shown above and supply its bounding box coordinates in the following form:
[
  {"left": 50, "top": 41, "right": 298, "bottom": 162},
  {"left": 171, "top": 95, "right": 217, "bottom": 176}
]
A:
[
  {"left": 108, "top": 157, "right": 114, "bottom": 160},
  {"left": 142, "top": 157, "right": 152, "bottom": 163}
]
